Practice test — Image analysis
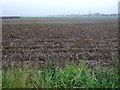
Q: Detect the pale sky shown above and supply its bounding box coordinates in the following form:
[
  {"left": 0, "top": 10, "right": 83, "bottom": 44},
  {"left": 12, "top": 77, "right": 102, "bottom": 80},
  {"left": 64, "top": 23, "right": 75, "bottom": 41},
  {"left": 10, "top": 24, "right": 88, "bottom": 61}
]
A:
[{"left": 0, "top": 0, "right": 119, "bottom": 16}]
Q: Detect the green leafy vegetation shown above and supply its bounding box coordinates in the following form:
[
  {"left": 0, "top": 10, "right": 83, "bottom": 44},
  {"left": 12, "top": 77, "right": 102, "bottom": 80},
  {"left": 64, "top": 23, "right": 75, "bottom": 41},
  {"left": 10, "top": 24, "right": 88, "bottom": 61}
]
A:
[
  {"left": 0, "top": 70, "right": 2, "bottom": 89},
  {"left": 2, "top": 61, "right": 119, "bottom": 88}
]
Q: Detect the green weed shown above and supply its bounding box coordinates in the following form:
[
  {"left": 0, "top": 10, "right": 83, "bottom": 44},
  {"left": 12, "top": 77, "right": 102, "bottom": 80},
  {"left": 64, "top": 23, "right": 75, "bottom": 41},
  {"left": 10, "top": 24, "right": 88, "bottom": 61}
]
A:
[{"left": 2, "top": 61, "right": 119, "bottom": 88}]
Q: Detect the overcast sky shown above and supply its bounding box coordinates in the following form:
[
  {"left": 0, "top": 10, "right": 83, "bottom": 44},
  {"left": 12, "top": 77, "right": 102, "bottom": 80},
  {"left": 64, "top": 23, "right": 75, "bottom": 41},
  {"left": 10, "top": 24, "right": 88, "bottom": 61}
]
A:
[{"left": 0, "top": 0, "right": 119, "bottom": 16}]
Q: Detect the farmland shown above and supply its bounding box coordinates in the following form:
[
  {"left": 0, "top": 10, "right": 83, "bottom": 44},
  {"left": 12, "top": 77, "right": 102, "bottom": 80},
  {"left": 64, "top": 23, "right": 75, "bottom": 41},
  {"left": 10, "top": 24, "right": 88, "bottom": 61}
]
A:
[{"left": 2, "top": 17, "right": 118, "bottom": 68}]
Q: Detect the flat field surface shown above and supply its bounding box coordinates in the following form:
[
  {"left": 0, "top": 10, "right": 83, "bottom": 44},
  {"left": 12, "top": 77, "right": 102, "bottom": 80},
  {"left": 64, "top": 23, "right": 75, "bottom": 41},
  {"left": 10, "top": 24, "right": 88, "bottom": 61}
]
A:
[
  {"left": 2, "top": 17, "right": 118, "bottom": 68},
  {"left": 2, "top": 17, "right": 118, "bottom": 24}
]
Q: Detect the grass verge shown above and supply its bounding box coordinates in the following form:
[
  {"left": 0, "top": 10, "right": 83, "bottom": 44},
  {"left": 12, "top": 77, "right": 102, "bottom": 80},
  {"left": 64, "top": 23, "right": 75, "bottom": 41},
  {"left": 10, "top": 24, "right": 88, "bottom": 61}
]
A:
[{"left": 2, "top": 61, "right": 119, "bottom": 88}]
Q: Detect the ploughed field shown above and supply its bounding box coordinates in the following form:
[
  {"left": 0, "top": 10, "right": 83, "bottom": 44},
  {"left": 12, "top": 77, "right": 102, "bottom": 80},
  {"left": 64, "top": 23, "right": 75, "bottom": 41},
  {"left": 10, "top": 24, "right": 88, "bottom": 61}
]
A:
[{"left": 2, "top": 17, "right": 118, "bottom": 68}]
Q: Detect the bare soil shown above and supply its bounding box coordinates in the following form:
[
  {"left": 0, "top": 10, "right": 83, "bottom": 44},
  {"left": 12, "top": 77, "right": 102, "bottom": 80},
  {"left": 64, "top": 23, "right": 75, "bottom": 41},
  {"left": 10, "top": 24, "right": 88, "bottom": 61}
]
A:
[{"left": 2, "top": 17, "right": 118, "bottom": 68}]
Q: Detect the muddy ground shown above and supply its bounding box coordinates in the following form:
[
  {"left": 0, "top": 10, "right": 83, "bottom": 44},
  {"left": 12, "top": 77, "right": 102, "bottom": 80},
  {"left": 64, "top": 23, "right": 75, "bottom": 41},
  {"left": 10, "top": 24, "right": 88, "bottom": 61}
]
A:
[{"left": 2, "top": 17, "right": 118, "bottom": 68}]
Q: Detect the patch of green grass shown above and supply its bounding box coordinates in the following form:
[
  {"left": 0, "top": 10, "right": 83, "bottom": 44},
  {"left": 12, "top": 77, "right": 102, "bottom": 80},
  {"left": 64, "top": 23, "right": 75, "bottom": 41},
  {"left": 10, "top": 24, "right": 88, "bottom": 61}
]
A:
[
  {"left": 2, "top": 61, "right": 119, "bottom": 88},
  {"left": 0, "top": 70, "right": 2, "bottom": 89}
]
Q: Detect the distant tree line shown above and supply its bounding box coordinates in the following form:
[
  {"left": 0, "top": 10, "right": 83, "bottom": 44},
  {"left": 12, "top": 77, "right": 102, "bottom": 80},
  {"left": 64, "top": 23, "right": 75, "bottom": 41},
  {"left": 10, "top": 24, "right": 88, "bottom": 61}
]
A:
[
  {"left": 55, "top": 13, "right": 118, "bottom": 17},
  {"left": 1, "top": 16, "right": 21, "bottom": 19}
]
